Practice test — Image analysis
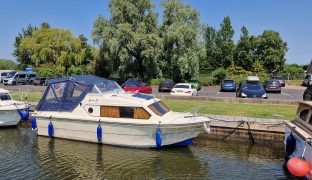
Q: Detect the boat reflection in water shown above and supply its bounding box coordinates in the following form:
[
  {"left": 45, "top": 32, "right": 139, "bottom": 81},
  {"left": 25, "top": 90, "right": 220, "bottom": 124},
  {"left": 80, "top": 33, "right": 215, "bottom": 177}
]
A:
[
  {"left": 0, "top": 128, "right": 294, "bottom": 179},
  {"left": 35, "top": 137, "right": 206, "bottom": 179}
]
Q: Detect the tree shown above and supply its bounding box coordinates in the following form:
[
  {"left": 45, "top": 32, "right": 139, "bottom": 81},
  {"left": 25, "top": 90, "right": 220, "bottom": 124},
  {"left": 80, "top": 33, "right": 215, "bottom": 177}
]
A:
[
  {"left": 160, "top": 0, "right": 200, "bottom": 81},
  {"left": 0, "top": 59, "right": 17, "bottom": 70},
  {"left": 202, "top": 25, "right": 217, "bottom": 73},
  {"left": 92, "top": 0, "right": 161, "bottom": 80},
  {"left": 233, "top": 26, "right": 254, "bottom": 71},
  {"left": 252, "top": 60, "right": 266, "bottom": 77},
  {"left": 13, "top": 24, "right": 37, "bottom": 69},
  {"left": 256, "top": 30, "right": 288, "bottom": 73},
  {"left": 16, "top": 25, "right": 92, "bottom": 75},
  {"left": 214, "top": 16, "right": 235, "bottom": 69}
]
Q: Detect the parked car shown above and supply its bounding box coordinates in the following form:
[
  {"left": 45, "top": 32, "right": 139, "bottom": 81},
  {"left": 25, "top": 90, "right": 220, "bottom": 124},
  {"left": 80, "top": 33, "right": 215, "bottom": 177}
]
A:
[
  {"left": 303, "top": 86, "right": 312, "bottom": 100},
  {"left": 303, "top": 74, "right": 312, "bottom": 86},
  {"left": 186, "top": 79, "right": 202, "bottom": 91},
  {"left": 122, "top": 79, "right": 152, "bottom": 94},
  {"left": 220, "top": 79, "right": 236, "bottom": 92},
  {"left": 236, "top": 78, "right": 267, "bottom": 99},
  {"left": 121, "top": 78, "right": 140, "bottom": 88},
  {"left": 27, "top": 72, "right": 37, "bottom": 84},
  {"left": 0, "top": 70, "right": 13, "bottom": 83},
  {"left": 158, "top": 79, "right": 175, "bottom": 92},
  {"left": 170, "top": 83, "right": 198, "bottom": 96},
  {"left": 263, "top": 79, "right": 281, "bottom": 93},
  {"left": 33, "top": 77, "right": 48, "bottom": 86},
  {"left": 271, "top": 76, "right": 285, "bottom": 87}
]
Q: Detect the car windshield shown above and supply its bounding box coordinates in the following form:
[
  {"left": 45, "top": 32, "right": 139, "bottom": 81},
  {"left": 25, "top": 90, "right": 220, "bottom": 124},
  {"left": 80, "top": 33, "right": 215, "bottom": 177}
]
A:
[
  {"left": 174, "top": 84, "right": 189, "bottom": 89},
  {"left": 162, "top": 80, "right": 173, "bottom": 84},
  {"left": 6, "top": 72, "right": 16, "bottom": 78},
  {"left": 0, "top": 94, "right": 12, "bottom": 101},
  {"left": 243, "top": 82, "right": 263, "bottom": 90},
  {"left": 224, "top": 80, "right": 234, "bottom": 83}
]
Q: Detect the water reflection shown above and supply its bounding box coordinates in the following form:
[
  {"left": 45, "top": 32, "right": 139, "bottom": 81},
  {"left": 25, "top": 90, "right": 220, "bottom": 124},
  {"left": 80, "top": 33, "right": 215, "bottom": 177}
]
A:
[
  {"left": 34, "top": 136, "right": 205, "bottom": 179},
  {"left": 0, "top": 128, "right": 296, "bottom": 179}
]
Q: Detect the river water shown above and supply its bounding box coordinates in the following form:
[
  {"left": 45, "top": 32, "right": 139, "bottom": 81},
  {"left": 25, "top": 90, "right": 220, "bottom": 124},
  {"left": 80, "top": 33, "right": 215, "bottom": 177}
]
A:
[{"left": 0, "top": 128, "right": 296, "bottom": 179}]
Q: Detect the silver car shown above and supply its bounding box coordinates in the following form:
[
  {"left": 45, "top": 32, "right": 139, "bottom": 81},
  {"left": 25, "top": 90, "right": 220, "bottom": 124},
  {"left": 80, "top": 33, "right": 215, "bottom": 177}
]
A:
[{"left": 303, "top": 74, "right": 312, "bottom": 86}]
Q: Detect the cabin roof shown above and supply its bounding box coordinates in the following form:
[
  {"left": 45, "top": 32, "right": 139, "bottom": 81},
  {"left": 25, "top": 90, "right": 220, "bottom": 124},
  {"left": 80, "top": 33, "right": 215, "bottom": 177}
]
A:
[{"left": 0, "top": 88, "right": 10, "bottom": 94}]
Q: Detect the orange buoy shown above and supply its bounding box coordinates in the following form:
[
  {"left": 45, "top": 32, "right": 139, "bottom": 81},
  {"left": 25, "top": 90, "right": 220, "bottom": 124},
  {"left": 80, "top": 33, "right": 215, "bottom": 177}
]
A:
[{"left": 287, "top": 157, "right": 310, "bottom": 177}]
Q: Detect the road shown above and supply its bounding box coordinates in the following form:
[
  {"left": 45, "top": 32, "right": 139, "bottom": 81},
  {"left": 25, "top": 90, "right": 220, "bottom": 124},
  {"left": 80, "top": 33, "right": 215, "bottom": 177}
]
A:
[{"left": 0, "top": 84, "right": 306, "bottom": 101}]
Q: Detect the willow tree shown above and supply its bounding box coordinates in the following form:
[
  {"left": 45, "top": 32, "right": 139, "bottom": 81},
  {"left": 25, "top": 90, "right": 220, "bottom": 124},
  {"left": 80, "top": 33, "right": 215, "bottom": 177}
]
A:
[
  {"left": 160, "top": 0, "right": 200, "bottom": 81},
  {"left": 17, "top": 27, "right": 90, "bottom": 74},
  {"left": 92, "top": 0, "right": 162, "bottom": 80}
]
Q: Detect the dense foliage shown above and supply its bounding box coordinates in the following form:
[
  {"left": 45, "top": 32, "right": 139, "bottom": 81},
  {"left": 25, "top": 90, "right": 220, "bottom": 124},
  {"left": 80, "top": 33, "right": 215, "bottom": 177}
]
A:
[
  {"left": 13, "top": 23, "right": 94, "bottom": 76},
  {"left": 0, "top": 59, "right": 17, "bottom": 70}
]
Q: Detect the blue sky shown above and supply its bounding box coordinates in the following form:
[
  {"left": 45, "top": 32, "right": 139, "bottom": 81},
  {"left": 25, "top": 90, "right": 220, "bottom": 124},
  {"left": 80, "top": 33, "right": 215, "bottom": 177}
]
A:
[{"left": 0, "top": 0, "right": 311, "bottom": 65}]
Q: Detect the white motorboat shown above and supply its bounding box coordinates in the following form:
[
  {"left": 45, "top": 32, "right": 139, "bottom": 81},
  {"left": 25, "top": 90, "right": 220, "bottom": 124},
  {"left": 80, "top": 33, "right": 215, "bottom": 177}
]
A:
[
  {"left": 0, "top": 88, "right": 29, "bottom": 127},
  {"left": 284, "top": 101, "right": 312, "bottom": 179},
  {"left": 31, "top": 75, "right": 210, "bottom": 148}
]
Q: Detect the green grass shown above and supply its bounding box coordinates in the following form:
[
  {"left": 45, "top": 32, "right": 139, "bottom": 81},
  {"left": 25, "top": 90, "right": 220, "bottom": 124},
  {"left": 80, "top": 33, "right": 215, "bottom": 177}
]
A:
[
  {"left": 11, "top": 92, "right": 43, "bottom": 102},
  {"left": 163, "top": 99, "right": 297, "bottom": 120}
]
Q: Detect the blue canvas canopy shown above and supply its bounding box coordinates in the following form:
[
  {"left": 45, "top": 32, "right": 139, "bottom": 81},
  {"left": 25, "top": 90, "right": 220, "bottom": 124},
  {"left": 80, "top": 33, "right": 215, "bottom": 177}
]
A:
[{"left": 36, "top": 75, "right": 121, "bottom": 111}]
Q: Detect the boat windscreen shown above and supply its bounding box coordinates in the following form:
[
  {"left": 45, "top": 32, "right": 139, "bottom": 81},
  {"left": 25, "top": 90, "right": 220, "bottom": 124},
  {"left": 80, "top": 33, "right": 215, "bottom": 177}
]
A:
[
  {"left": 95, "top": 81, "right": 123, "bottom": 93},
  {"left": 0, "top": 94, "right": 12, "bottom": 101},
  {"left": 148, "top": 101, "right": 170, "bottom": 116}
]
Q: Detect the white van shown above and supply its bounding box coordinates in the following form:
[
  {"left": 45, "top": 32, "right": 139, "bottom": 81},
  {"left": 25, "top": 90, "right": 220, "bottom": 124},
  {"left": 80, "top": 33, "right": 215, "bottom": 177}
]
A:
[
  {"left": 0, "top": 70, "right": 14, "bottom": 83},
  {"left": 3, "top": 71, "right": 36, "bottom": 85}
]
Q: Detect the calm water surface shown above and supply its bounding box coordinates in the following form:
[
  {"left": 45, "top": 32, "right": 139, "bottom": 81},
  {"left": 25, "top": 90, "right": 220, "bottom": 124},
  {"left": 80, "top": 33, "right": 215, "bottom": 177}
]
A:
[{"left": 0, "top": 128, "right": 296, "bottom": 179}]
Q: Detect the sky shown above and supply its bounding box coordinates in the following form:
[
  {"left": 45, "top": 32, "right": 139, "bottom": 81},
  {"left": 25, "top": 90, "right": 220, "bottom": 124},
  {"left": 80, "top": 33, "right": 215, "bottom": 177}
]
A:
[{"left": 0, "top": 0, "right": 311, "bottom": 65}]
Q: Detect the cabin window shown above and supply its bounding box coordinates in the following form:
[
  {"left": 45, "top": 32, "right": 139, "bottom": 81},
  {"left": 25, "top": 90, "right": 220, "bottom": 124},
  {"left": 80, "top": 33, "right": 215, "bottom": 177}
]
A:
[
  {"left": 309, "top": 115, "right": 312, "bottom": 125},
  {"left": 299, "top": 109, "right": 309, "bottom": 121},
  {"left": 52, "top": 82, "right": 66, "bottom": 100},
  {"left": 65, "top": 82, "right": 88, "bottom": 102},
  {"left": 100, "top": 106, "right": 150, "bottom": 119},
  {"left": 148, "top": 101, "right": 170, "bottom": 116},
  {"left": 0, "top": 94, "right": 11, "bottom": 101},
  {"left": 45, "top": 88, "right": 57, "bottom": 102}
]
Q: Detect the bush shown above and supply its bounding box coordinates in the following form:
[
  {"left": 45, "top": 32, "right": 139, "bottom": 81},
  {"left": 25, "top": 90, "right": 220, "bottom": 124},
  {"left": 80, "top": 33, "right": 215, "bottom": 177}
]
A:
[
  {"left": 213, "top": 68, "right": 227, "bottom": 84},
  {"left": 198, "top": 76, "right": 214, "bottom": 86},
  {"left": 35, "top": 67, "right": 55, "bottom": 77},
  {"left": 67, "top": 65, "right": 83, "bottom": 76}
]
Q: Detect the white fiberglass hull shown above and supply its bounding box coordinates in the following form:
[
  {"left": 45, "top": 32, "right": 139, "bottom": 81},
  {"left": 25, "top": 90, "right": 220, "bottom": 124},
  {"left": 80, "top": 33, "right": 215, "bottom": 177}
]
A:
[
  {"left": 285, "top": 128, "right": 312, "bottom": 179},
  {"left": 0, "top": 110, "right": 20, "bottom": 127},
  {"left": 35, "top": 117, "right": 206, "bottom": 148}
]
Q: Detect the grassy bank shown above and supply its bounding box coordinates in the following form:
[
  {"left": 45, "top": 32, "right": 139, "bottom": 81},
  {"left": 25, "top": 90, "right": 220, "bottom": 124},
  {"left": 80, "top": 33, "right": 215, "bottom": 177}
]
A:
[
  {"left": 163, "top": 99, "right": 297, "bottom": 120},
  {"left": 11, "top": 91, "right": 297, "bottom": 120}
]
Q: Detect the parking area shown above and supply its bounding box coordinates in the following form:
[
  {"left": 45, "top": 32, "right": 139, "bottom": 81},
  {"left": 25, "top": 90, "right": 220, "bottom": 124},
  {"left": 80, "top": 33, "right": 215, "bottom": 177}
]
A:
[
  {"left": 153, "top": 86, "right": 306, "bottom": 101},
  {"left": 0, "top": 83, "right": 306, "bottom": 101}
]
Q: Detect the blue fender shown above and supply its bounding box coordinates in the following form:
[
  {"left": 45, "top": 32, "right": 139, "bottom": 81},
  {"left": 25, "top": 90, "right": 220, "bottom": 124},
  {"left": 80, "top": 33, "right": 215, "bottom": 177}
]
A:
[
  {"left": 286, "top": 133, "right": 296, "bottom": 156},
  {"left": 97, "top": 124, "right": 102, "bottom": 143},
  {"left": 17, "top": 106, "right": 30, "bottom": 120},
  {"left": 48, "top": 122, "right": 54, "bottom": 137},
  {"left": 156, "top": 128, "right": 162, "bottom": 148},
  {"left": 30, "top": 117, "right": 37, "bottom": 130}
]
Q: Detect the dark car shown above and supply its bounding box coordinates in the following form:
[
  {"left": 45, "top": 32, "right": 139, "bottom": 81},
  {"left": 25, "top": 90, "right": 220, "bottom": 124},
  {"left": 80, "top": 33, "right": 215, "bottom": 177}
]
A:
[
  {"left": 236, "top": 81, "right": 268, "bottom": 99},
  {"left": 303, "top": 86, "right": 312, "bottom": 100},
  {"left": 33, "top": 77, "right": 47, "bottom": 86},
  {"left": 271, "top": 76, "right": 285, "bottom": 87},
  {"left": 158, "top": 79, "right": 175, "bottom": 92},
  {"left": 220, "top": 79, "right": 236, "bottom": 92},
  {"left": 263, "top": 79, "right": 281, "bottom": 93}
]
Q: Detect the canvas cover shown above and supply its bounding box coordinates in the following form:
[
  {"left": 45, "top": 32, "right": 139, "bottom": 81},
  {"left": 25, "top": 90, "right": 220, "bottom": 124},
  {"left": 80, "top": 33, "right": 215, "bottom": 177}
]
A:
[{"left": 36, "top": 75, "right": 120, "bottom": 111}]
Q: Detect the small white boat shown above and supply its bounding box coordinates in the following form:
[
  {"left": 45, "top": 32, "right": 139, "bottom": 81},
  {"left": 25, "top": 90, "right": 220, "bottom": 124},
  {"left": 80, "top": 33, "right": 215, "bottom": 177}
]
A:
[
  {"left": 285, "top": 101, "right": 312, "bottom": 179},
  {"left": 0, "top": 88, "right": 28, "bottom": 127},
  {"left": 32, "top": 75, "right": 210, "bottom": 148}
]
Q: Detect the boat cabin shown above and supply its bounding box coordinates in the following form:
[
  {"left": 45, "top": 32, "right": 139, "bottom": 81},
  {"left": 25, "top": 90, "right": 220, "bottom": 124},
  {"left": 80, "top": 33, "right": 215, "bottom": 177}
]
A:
[
  {"left": 36, "top": 75, "right": 123, "bottom": 112},
  {"left": 289, "top": 102, "right": 312, "bottom": 139}
]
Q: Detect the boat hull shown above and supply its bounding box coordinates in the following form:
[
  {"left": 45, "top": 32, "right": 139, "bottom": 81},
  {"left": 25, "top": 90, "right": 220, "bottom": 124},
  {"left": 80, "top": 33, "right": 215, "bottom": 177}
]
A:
[
  {"left": 0, "top": 110, "right": 20, "bottom": 127},
  {"left": 35, "top": 117, "right": 205, "bottom": 148},
  {"left": 285, "top": 128, "right": 312, "bottom": 179}
]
